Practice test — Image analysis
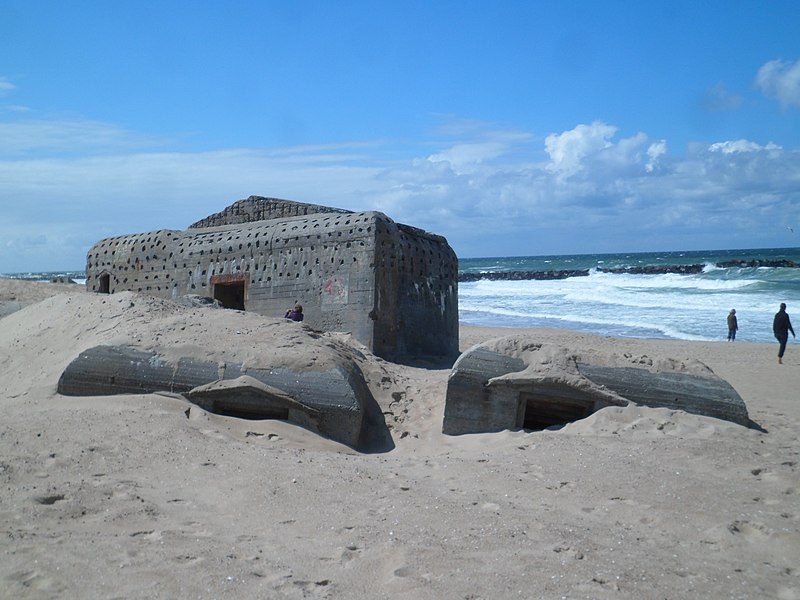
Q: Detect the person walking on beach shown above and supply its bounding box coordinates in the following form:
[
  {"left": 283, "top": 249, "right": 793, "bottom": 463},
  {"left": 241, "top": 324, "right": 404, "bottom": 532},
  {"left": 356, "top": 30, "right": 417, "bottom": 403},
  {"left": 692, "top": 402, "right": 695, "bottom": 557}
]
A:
[
  {"left": 773, "top": 303, "right": 795, "bottom": 364},
  {"left": 727, "top": 309, "right": 738, "bottom": 341}
]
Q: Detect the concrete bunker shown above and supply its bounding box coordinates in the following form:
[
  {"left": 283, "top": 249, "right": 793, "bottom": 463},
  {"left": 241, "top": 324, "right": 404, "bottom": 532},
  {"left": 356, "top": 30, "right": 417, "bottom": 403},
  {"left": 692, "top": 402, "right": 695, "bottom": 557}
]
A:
[
  {"left": 443, "top": 336, "right": 751, "bottom": 435},
  {"left": 57, "top": 342, "right": 392, "bottom": 451},
  {"left": 84, "top": 196, "right": 459, "bottom": 361}
]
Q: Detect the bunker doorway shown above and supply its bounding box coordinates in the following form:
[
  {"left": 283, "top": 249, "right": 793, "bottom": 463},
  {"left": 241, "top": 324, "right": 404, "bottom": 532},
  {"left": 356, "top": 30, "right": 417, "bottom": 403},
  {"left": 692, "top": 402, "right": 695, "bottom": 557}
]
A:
[
  {"left": 517, "top": 386, "right": 597, "bottom": 431},
  {"left": 211, "top": 401, "right": 289, "bottom": 421},
  {"left": 212, "top": 280, "right": 245, "bottom": 310},
  {"left": 98, "top": 273, "right": 110, "bottom": 294}
]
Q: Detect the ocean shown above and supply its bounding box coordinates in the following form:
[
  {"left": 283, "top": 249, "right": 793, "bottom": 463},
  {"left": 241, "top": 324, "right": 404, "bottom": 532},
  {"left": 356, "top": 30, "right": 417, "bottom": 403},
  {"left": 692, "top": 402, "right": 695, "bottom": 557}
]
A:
[
  {"left": 2, "top": 271, "right": 89, "bottom": 286},
  {"left": 458, "top": 247, "right": 800, "bottom": 343},
  {"left": 4, "top": 246, "right": 800, "bottom": 343}
]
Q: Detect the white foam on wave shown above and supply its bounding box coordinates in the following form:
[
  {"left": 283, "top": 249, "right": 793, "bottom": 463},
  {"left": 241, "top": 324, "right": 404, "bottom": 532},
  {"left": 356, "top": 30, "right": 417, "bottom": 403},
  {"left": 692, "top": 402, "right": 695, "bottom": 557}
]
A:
[
  {"left": 598, "top": 271, "right": 755, "bottom": 291},
  {"left": 467, "top": 271, "right": 755, "bottom": 294},
  {"left": 459, "top": 303, "right": 716, "bottom": 341},
  {"left": 459, "top": 268, "right": 791, "bottom": 342},
  {"left": 459, "top": 249, "right": 800, "bottom": 342},
  {"left": 462, "top": 276, "right": 754, "bottom": 315}
]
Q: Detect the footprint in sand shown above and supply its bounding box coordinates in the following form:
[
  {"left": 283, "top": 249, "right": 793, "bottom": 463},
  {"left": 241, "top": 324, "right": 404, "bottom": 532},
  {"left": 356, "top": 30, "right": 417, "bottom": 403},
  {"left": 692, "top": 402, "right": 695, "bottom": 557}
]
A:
[
  {"left": 750, "top": 467, "right": 781, "bottom": 482},
  {"left": 130, "top": 529, "right": 163, "bottom": 541},
  {"left": 173, "top": 554, "right": 205, "bottom": 566},
  {"left": 33, "top": 493, "right": 65, "bottom": 505},
  {"left": 179, "top": 521, "right": 214, "bottom": 538},
  {"left": 727, "top": 519, "right": 772, "bottom": 541},
  {"left": 340, "top": 544, "right": 363, "bottom": 564},
  {"left": 279, "top": 578, "right": 332, "bottom": 598}
]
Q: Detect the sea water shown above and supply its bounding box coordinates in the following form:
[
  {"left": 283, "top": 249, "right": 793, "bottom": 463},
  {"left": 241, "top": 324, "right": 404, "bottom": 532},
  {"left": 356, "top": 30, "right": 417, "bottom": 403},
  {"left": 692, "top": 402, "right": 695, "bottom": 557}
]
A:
[
  {"left": 4, "top": 247, "right": 800, "bottom": 343},
  {"left": 2, "top": 271, "right": 88, "bottom": 286},
  {"left": 459, "top": 247, "right": 800, "bottom": 343}
]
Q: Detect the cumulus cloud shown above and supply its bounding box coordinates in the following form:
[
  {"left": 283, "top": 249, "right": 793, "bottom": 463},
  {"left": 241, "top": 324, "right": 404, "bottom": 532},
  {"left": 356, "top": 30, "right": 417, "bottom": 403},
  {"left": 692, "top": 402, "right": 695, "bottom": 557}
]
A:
[
  {"left": 646, "top": 140, "right": 667, "bottom": 173},
  {"left": 755, "top": 58, "right": 800, "bottom": 108},
  {"left": 542, "top": 122, "right": 666, "bottom": 179},
  {"left": 544, "top": 121, "right": 617, "bottom": 175}
]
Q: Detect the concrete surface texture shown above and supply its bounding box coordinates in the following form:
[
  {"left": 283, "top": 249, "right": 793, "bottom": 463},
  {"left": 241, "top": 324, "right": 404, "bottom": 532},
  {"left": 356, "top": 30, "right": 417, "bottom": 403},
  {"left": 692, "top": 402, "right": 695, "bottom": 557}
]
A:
[
  {"left": 85, "top": 196, "right": 459, "bottom": 360},
  {"left": 443, "top": 335, "right": 750, "bottom": 434}
]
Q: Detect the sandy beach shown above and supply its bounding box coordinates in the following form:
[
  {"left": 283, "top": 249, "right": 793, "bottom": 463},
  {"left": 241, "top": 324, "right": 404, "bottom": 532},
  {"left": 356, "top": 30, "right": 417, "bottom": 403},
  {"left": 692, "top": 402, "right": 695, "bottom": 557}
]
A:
[{"left": 1, "top": 279, "right": 798, "bottom": 600}]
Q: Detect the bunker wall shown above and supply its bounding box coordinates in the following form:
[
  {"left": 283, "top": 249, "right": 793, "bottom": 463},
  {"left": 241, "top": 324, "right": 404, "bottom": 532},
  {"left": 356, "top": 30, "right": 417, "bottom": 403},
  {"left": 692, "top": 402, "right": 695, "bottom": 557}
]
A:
[
  {"left": 86, "top": 210, "right": 458, "bottom": 359},
  {"left": 188, "top": 196, "right": 350, "bottom": 228},
  {"left": 373, "top": 221, "right": 459, "bottom": 359}
]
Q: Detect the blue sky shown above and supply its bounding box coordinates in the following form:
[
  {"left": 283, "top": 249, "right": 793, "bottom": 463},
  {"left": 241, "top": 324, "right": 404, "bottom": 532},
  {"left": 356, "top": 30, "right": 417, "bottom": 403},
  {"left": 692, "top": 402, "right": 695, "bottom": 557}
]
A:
[{"left": 1, "top": 1, "right": 799, "bottom": 272}]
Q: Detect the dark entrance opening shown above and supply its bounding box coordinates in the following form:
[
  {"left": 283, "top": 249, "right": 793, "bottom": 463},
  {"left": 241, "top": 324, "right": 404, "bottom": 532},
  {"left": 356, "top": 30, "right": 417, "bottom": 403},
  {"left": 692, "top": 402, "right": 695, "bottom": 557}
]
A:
[
  {"left": 211, "top": 275, "right": 246, "bottom": 310},
  {"left": 98, "top": 273, "right": 110, "bottom": 294},
  {"left": 518, "top": 385, "right": 596, "bottom": 430},
  {"left": 212, "top": 401, "right": 289, "bottom": 421},
  {"left": 188, "top": 387, "right": 299, "bottom": 423}
]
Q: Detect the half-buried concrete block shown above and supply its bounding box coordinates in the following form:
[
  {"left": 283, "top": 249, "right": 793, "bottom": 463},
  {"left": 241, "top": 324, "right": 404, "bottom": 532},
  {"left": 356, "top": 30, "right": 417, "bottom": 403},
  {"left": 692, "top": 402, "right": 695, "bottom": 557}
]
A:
[
  {"left": 57, "top": 344, "right": 383, "bottom": 450},
  {"left": 443, "top": 335, "right": 750, "bottom": 435}
]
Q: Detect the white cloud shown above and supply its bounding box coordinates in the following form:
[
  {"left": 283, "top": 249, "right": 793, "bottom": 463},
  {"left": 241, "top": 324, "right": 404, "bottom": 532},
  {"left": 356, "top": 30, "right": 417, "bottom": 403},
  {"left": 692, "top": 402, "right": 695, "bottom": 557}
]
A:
[
  {"left": 0, "top": 119, "right": 168, "bottom": 156},
  {"left": 544, "top": 121, "right": 617, "bottom": 175},
  {"left": 646, "top": 140, "right": 667, "bottom": 172},
  {"left": 755, "top": 58, "right": 800, "bottom": 109},
  {"left": 708, "top": 139, "right": 782, "bottom": 154},
  {"left": 428, "top": 142, "right": 509, "bottom": 169},
  {"left": 543, "top": 122, "right": 666, "bottom": 179},
  {"left": 426, "top": 125, "right": 535, "bottom": 175},
  {"left": 1, "top": 116, "right": 798, "bottom": 271}
]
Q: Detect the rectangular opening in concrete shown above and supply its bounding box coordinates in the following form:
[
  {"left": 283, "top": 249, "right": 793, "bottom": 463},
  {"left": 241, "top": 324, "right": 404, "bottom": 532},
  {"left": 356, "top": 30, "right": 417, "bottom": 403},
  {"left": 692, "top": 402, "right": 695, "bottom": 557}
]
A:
[
  {"left": 518, "top": 388, "right": 595, "bottom": 430},
  {"left": 98, "top": 273, "right": 110, "bottom": 294},
  {"left": 212, "top": 401, "right": 289, "bottom": 421},
  {"left": 211, "top": 275, "right": 246, "bottom": 310}
]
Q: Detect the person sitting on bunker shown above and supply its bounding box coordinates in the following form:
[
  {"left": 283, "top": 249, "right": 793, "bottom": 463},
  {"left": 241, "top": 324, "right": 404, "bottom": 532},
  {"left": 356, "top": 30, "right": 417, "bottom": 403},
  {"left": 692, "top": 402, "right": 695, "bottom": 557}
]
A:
[{"left": 285, "top": 304, "right": 304, "bottom": 322}]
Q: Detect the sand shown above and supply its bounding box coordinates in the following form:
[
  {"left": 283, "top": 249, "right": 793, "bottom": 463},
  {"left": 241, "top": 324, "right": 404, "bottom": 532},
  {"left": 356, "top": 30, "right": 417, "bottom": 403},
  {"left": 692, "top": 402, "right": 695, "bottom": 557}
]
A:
[{"left": 1, "top": 279, "right": 798, "bottom": 600}]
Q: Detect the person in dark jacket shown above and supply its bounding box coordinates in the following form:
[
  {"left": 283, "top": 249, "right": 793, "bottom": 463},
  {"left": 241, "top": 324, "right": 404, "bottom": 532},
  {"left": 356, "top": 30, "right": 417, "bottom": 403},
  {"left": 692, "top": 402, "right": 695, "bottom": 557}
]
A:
[
  {"left": 727, "top": 309, "right": 738, "bottom": 341},
  {"left": 773, "top": 303, "right": 795, "bottom": 364},
  {"left": 285, "top": 304, "right": 304, "bottom": 322}
]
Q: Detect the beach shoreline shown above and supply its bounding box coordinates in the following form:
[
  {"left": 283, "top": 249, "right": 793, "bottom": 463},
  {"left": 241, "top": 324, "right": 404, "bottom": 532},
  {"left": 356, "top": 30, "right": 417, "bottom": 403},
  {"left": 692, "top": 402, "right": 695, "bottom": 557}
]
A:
[{"left": 1, "top": 278, "right": 799, "bottom": 599}]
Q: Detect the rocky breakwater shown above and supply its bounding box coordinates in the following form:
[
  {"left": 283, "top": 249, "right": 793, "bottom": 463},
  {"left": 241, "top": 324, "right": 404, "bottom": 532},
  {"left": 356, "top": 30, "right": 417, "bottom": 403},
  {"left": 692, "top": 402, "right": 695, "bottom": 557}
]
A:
[
  {"left": 459, "top": 269, "right": 590, "bottom": 282},
  {"left": 599, "top": 259, "right": 798, "bottom": 274},
  {"left": 596, "top": 264, "right": 704, "bottom": 275},
  {"left": 457, "top": 265, "right": 699, "bottom": 282},
  {"left": 716, "top": 259, "right": 797, "bottom": 268},
  {"left": 458, "top": 259, "right": 798, "bottom": 282}
]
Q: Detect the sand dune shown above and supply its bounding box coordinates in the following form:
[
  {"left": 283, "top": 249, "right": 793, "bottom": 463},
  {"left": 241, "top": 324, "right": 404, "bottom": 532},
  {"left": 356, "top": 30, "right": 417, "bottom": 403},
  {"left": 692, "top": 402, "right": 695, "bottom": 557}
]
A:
[{"left": 1, "top": 280, "right": 798, "bottom": 599}]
